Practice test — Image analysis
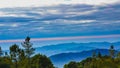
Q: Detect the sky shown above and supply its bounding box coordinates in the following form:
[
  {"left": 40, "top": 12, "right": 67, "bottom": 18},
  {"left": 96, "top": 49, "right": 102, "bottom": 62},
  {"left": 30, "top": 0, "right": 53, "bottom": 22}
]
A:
[
  {"left": 0, "top": 0, "right": 120, "bottom": 46},
  {"left": 0, "top": 0, "right": 119, "bottom": 8}
]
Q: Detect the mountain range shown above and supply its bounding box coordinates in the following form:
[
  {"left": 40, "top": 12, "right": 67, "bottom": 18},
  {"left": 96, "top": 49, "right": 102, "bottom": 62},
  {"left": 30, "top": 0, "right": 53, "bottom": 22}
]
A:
[{"left": 35, "top": 42, "right": 120, "bottom": 56}]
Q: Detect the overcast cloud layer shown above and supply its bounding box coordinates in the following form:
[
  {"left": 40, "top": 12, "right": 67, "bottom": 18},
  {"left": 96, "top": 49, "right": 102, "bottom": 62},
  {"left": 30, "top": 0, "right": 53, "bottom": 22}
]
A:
[
  {"left": 0, "top": 0, "right": 119, "bottom": 8},
  {"left": 0, "top": 0, "right": 120, "bottom": 40}
]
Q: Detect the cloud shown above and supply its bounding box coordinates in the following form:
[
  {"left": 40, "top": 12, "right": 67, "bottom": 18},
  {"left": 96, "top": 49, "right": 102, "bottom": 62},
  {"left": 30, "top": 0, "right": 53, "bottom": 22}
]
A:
[
  {"left": 0, "top": 11, "right": 36, "bottom": 18},
  {"left": 0, "top": 23, "right": 22, "bottom": 27},
  {"left": 43, "top": 19, "right": 96, "bottom": 25},
  {"left": 0, "top": 4, "right": 120, "bottom": 40},
  {"left": 64, "top": 9, "right": 98, "bottom": 18},
  {"left": 0, "top": 0, "right": 119, "bottom": 8},
  {"left": 0, "top": 34, "right": 120, "bottom": 43},
  {"left": 10, "top": 23, "right": 20, "bottom": 27},
  {"left": 0, "top": 23, "right": 5, "bottom": 26}
]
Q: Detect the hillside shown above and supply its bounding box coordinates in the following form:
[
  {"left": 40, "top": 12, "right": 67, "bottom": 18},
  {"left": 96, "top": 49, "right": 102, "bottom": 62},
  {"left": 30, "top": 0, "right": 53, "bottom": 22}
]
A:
[{"left": 49, "top": 49, "right": 118, "bottom": 68}]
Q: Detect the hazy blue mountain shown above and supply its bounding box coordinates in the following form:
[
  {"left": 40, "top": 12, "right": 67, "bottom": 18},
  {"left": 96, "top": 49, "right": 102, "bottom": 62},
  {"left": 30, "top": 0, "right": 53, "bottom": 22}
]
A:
[
  {"left": 35, "top": 42, "right": 96, "bottom": 56},
  {"left": 35, "top": 42, "right": 120, "bottom": 56},
  {"left": 49, "top": 49, "right": 118, "bottom": 68}
]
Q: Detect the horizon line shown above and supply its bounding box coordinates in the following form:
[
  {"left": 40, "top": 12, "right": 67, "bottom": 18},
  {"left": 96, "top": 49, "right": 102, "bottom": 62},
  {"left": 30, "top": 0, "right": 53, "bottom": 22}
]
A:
[{"left": 0, "top": 34, "right": 120, "bottom": 43}]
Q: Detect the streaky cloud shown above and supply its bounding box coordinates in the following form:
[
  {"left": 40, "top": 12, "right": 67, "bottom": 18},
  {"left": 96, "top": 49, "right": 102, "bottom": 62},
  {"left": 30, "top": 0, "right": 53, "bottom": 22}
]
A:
[{"left": 0, "top": 34, "right": 120, "bottom": 43}]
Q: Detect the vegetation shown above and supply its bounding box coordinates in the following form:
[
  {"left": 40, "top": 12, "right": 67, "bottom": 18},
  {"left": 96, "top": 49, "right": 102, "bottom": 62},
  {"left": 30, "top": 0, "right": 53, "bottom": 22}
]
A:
[
  {"left": 0, "top": 37, "right": 55, "bottom": 68},
  {"left": 1, "top": 37, "right": 120, "bottom": 68},
  {"left": 64, "top": 45, "right": 120, "bottom": 68}
]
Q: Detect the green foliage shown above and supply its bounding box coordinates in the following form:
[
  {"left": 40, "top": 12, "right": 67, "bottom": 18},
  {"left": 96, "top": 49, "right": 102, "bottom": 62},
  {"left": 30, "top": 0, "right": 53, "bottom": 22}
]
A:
[
  {"left": 10, "top": 44, "right": 20, "bottom": 68},
  {"left": 0, "top": 37, "right": 55, "bottom": 68},
  {"left": 64, "top": 45, "right": 120, "bottom": 68},
  {"left": 64, "top": 61, "right": 78, "bottom": 68},
  {"left": 0, "top": 57, "right": 10, "bottom": 68},
  {"left": 64, "top": 55, "right": 120, "bottom": 68},
  {"left": 31, "top": 54, "right": 55, "bottom": 68}
]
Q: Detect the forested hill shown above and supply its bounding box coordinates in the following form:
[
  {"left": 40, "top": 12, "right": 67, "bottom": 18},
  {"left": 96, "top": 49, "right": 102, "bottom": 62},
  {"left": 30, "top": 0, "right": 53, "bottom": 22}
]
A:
[
  {"left": 64, "top": 45, "right": 120, "bottom": 68},
  {"left": 50, "top": 49, "right": 118, "bottom": 68}
]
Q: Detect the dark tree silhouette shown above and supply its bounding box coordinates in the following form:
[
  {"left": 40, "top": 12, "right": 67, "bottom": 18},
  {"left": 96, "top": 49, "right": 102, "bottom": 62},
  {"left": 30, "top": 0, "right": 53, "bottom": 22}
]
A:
[
  {"left": 18, "top": 49, "right": 25, "bottom": 61},
  {"left": 0, "top": 46, "right": 3, "bottom": 57},
  {"left": 31, "top": 54, "right": 55, "bottom": 68},
  {"left": 98, "top": 52, "right": 102, "bottom": 58},
  {"left": 21, "top": 36, "right": 35, "bottom": 68},
  {"left": 92, "top": 51, "right": 96, "bottom": 58},
  {"left": 109, "top": 45, "right": 115, "bottom": 58},
  {"left": 10, "top": 44, "right": 20, "bottom": 68},
  {"left": 64, "top": 61, "right": 78, "bottom": 68}
]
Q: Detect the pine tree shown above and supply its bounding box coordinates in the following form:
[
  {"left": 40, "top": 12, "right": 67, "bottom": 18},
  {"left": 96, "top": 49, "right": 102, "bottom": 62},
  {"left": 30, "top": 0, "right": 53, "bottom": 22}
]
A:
[
  {"left": 92, "top": 51, "right": 96, "bottom": 58},
  {"left": 92, "top": 51, "right": 96, "bottom": 68},
  {"left": 109, "top": 45, "right": 115, "bottom": 58},
  {"left": 98, "top": 52, "right": 102, "bottom": 58},
  {"left": 0, "top": 46, "right": 3, "bottom": 57},
  {"left": 21, "top": 36, "right": 35, "bottom": 68}
]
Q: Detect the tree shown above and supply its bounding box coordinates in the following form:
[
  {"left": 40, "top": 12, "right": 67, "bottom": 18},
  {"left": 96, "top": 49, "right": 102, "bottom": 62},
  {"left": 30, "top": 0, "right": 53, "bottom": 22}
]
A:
[
  {"left": 5, "top": 52, "right": 8, "bottom": 57},
  {"left": 0, "top": 46, "right": 3, "bottom": 57},
  {"left": 0, "top": 36, "right": 56, "bottom": 68},
  {"left": 31, "top": 54, "right": 55, "bottom": 68},
  {"left": 64, "top": 61, "right": 78, "bottom": 68},
  {"left": 21, "top": 36, "right": 35, "bottom": 68},
  {"left": 92, "top": 51, "right": 97, "bottom": 68},
  {"left": 92, "top": 51, "right": 96, "bottom": 58},
  {"left": 10, "top": 44, "right": 20, "bottom": 68},
  {"left": 97, "top": 52, "right": 102, "bottom": 58},
  {"left": 18, "top": 49, "right": 25, "bottom": 61},
  {"left": 117, "top": 52, "right": 120, "bottom": 58},
  {"left": 109, "top": 45, "right": 115, "bottom": 58}
]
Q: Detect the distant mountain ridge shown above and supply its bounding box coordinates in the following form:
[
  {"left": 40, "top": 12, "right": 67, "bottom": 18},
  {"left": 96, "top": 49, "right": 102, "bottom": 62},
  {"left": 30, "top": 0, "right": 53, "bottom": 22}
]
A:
[
  {"left": 35, "top": 42, "right": 96, "bottom": 56},
  {"left": 35, "top": 42, "right": 120, "bottom": 56}
]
